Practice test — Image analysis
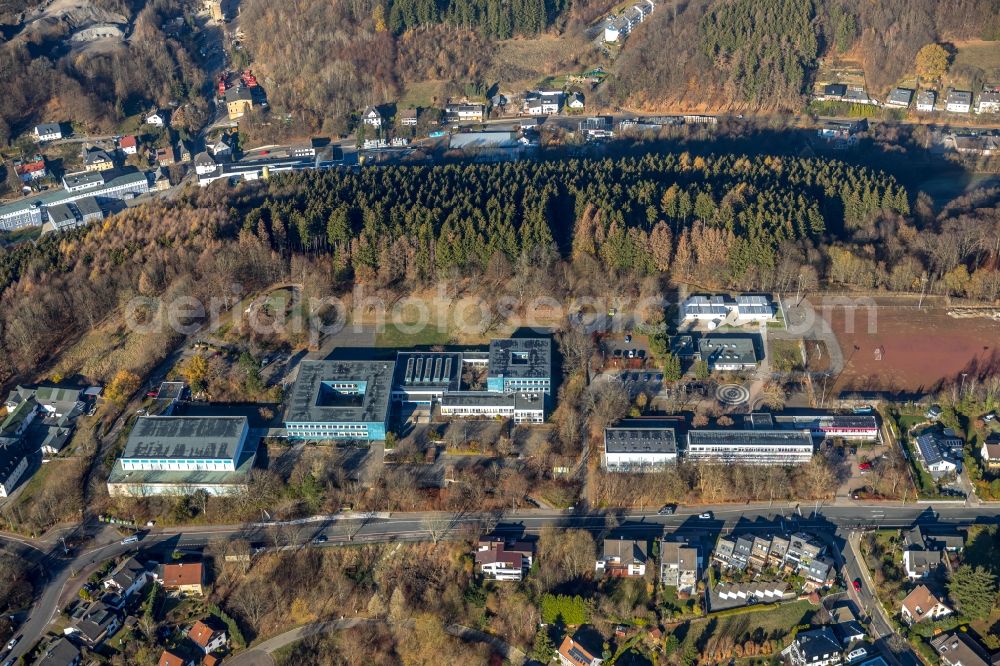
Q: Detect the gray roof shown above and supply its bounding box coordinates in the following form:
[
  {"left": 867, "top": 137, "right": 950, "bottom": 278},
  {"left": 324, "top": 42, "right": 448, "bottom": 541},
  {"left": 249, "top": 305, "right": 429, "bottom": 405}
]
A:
[
  {"left": 84, "top": 147, "right": 113, "bottom": 165},
  {"left": 226, "top": 86, "right": 254, "bottom": 103},
  {"left": 36, "top": 637, "right": 81, "bottom": 666},
  {"left": 393, "top": 352, "right": 462, "bottom": 391},
  {"left": 688, "top": 429, "right": 814, "bottom": 448},
  {"left": 75, "top": 196, "right": 103, "bottom": 218},
  {"left": 823, "top": 83, "right": 847, "bottom": 96},
  {"left": 488, "top": 338, "right": 551, "bottom": 380},
  {"left": 888, "top": 88, "right": 914, "bottom": 105},
  {"left": 932, "top": 632, "right": 990, "bottom": 666},
  {"left": 916, "top": 431, "right": 962, "bottom": 466},
  {"left": 449, "top": 131, "right": 519, "bottom": 150},
  {"left": 35, "top": 123, "right": 61, "bottom": 135},
  {"left": 47, "top": 203, "right": 76, "bottom": 225},
  {"left": 122, "top": 416, "right": 248, "bottom": 461},
  {"left": 794, "top": 627, "right": 842, "bottom": 661},
  {"left": 698, "top": 337, "right": 757, "bottom": 366},
  {"left": 602, "top": 538, "right": 647, "bottom": 563},
  {"left": 0, "top": 168, "right": 149, "bottom": 220},
  {"left": 917, "top": 90, "right": 936, "bottom": 104},
  {"left": 285, "top": 360, "right": 394, "bottom": 424},
  {"left": 605, "top": 424, "right": 677, "bottom": 454},
  {"left": 0, "top": 437, "right": 30, "bottom": 484},
  {"left": 63, "top": 170, "right": 105, "bottom": 189},
  {"left": 439, "top": 391, "right": 543, "bottom": 410},
  {"left": 948, "top": 90, "right": 973, "bottom": 104}
]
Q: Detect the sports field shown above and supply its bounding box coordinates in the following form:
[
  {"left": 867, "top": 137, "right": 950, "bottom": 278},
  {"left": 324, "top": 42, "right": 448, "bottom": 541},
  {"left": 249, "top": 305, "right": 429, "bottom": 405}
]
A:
[{"left": 826, "top": 303, "right": 1000, "bottom": 394}]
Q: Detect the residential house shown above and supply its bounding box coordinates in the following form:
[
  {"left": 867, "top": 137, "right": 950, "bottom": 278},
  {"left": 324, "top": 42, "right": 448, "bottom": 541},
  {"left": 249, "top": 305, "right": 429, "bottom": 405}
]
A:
[
  {"left": 946, "top": 90, "right": 973, "bottom": 113},
  {"left": 156, "top": 146, "right": 176, "bottom": 167},
  {"left": 71, "top": 601, "right": 120, "bottom": 645},
  {"left": 225, "top": 86, "right": 254, "bottom": 120},
  {"left": 158, "top": 650, "right": 195, "bottom": 666},
  {"left": 194, "top": 152, "right": 217, "bottom": 176},
  {"left": 710, "top": 581, "right": 794, "bottom": 611},
  {"left": 84, "top": 147, "right": 115, "bottom": 172},
  {"left": 976, "top": 90, "right": 1000, "bottom": 114},
  {"left": 569, "top": 92, "right": 585, "bottom": 109},
  {"left": 802, "top": 557, "right": 836, "bottom": 589},
  {"left": 915, "top": 429, "right": 963, "bottom": 478},
  {"left": 579, "top": 116, "right": 614, "bottom": 139},
  {"left": 730, "top": 535, "right": 754, "bottom": 570},
  {"left": 816, "top": 119, "right": 867, "bottom": 145},
  {"left": 14, "top": 156, "right": 47, "bottom": 182},
  {"left": 523, "top": 90, "right": 563, "bottom": 115},
  {"left": 475, "top": 537, "right": 533, "bottom": 581},
  {"left": 145, "top": 111, "right": 166, "bottom": 127},
  {"left": 189, "top": 618, "right": 228, "bottom": 654},
  {"left": 932, "top": 632, "right": 992, "bottom": 666},
  {"left": 843, "top": 87, "right": 875, "bottom": 105},
  {"left": 597, "top": 538, "right": 647, "bottom": 577},
  {"left": 34, "top": 123, "right": 63, "bottom": 142},
  {"left": 786, "top": 532, "right": 825, "bottom": 569},
  {"left": 558, "top": 634, "right": 603, "bottom": 666},
  {"left": 36, "top": 637, "right": 81, "bottom": 666},
  {"left": 119, "top": 135, "right": 138, "bottom": 155},
  {"left": 818, "top": 84, "right": 847, "bottom": 100},
  {"left": 152, "top": 167, "right": 171, "bottom": 191},
  {"left": 886, "top": 88, "right": 914, "bottom": 108},
  {"left": 786, "top": 626, "right": 843, "bottom": 666},
  {"left": 981, "top": 439, "right": 1000, "bottom": 472},
  {"left": 103, "top": 556, "right": 149, "bottom": 601},
  {"left": 902, "top": 549, "right": 942, "bottom": 580},
  {"left": 916, "top": 90, "right": 937, "bottom": 112},
  {"left": 749, "top": 536, "right": 771, "bottom": 569},
  {"left": 659, "top": 540, "right": 699, "bottom": 594},
  {"left": 926, "top": 404, "right": 943, "bottom": 421},
  {"left": 399, "top": 108, "right": 418, "bottom": 126},
  {"left": 713, "top": 536, "right": 736, "bottom": 568},
  {"left": 900, "top": 585, "right": 952, "bottom": 624},
  {"left": 830, "top": 605, "right": 865, "bottom": 647},
  {"left": 903, "top": 526, "right": 964, "bottom": 552},
  {"left": 156, "top": 561, "right": 206, "bottom": 595},
  {"left": 768, "top": 536, "right": 790, "bottom": 567},
  {"left": 444, "top": 103, "right": 485, "bottom": 122},
  {"left": 362, "top": 106, "right": 383, "bottom": 128},
  {"left": 0, "top": 436, "right": 31, "bottom": 497}
]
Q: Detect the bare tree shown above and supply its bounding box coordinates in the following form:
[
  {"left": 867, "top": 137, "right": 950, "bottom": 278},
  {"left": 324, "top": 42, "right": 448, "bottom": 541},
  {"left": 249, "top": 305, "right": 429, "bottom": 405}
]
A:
[
  {"left": 233, "top": 584, "right": 272, "bottom": 629},
  {"left": 421, "top": 514, "right": 453, "bottom": 544}
]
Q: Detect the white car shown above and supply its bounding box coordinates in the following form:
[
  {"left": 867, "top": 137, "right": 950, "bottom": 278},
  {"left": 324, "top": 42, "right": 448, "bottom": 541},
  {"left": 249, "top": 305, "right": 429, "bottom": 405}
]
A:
[
  {"left": 6, "top": 635, "right": 20, "bottom": 650},
  {"left": 698, "top": 512, "right": 713, "bottom": 519}
]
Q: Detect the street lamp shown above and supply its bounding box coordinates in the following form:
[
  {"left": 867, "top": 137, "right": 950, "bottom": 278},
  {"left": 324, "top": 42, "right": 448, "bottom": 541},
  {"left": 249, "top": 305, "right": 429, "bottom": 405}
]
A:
[{"left": 960, "top": 373, "right": 968, "bottom": 398}]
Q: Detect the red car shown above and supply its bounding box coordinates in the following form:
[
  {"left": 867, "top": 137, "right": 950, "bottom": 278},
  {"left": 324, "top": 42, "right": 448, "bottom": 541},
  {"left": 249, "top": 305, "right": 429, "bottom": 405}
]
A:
[
  {"left": 858, "top": 462, "right": 872, "bottom": 471},
  {"left": 853, "top": 579, "right": 862, "bottom": 592}
]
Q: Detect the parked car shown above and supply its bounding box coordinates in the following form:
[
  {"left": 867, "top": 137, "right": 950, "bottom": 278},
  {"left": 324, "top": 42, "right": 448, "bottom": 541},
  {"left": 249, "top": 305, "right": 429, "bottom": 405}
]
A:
[
  {"left": 852, "top": 579, "right": 862, "bottom": 592},
  {"left": 120, "top": 535, "right": 140, "bottom": 545},
  {"left": 698, "top": 512, "right": 713, "bottom": 519},
  {"left": 624, "top": 334, "right": 632, "bottom": 343},
  {"left": 858, "top": 462, "right": 872, "bottom": 471},
  {"left": 5, "top": 636, "right": 19, "bottom": 651},
  {"left": 657, "top": 504, "right": 676, "bottom": 515},
  {"left": 313, "top": 534, "right": 328, "bottom": 544}
]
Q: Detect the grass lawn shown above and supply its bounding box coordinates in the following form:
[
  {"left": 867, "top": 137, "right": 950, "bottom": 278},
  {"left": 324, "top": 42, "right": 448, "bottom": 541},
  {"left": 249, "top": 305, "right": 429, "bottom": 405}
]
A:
[
  {"left": 953, "top": 40, "right": 1000, "bottom": 78},
  {"left": 0, "top": 225, "right": 43, "bottom": 247},
  {"left": 399, "top": 80, "right": 454, "bottom": 109},
  {"left": 375, "top": 323, "right": 450, "bottom": 348},
  {"left": 768, "top": 338, "right": 803, "bottom": 372},
  {"left": 678, "top": 599, "right": 816, "bottom": 654}
]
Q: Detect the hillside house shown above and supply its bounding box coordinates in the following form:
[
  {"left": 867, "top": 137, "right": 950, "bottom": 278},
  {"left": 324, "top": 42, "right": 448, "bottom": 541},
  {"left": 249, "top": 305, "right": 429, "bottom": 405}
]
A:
[
  {"left": 785, "top": 626, "right": 843, "bottom": 666},
  {"left": 597, "top": 538, "right": 647, "bottom": 577},
  {"left": 659, "top": 540, "right": 699, "bottom": 594},
  {"left": 34, "top": 123, "right": 63, "bottom": 142},
  {"left": 103, "top": 556, "right": 149, "bottom": 601},
  {"left": 981, "top": 440, "right": 1000, "bottom": 471},
  {"left": 886, "top": 88, "right": 914, "bottom": 108},
  {"left": 976, "top": 90, "right": 1000, "bottom": 114},
  {"left": 818, "top": 83, "right": 847, "bottom": 100},
  {"left": 145, "top": 111, "right": 166, "bottom": 127},
  {"left": 900, "top": 585, "right": 952, "bottom": 624},
  {"left": 83, "top": 147, "right": 115, "bottom": 172},
  {"left": 0, "top": 437, "right": 31, "bottom": 497},
  {"left": 475, "top": 537, "right": 533, "bottom": 581},
  {"left": 14, "top": 156, "right": 47, "bottom": 182},
  {"left": 156, "top": 561, "right": 206, "bottom": 595},
  {"left": 118, "top": 135, "right": 138, "bottom": 155},
  {"left": 558, "top": 634, "right": 603, "bottom": 666},
  {"left": 569, "top": 92, "right": 585, "bottom": 109},
  {"left": 399, "top": 108, "right": 418, "bottom": 126},
  {"left": 916, "top": 90, "right": 937, "bottom": 112},
  {"left": 444, "top": 103, "right": 485, "bottom": 122},
  {"left": 188, "top": 618, "right": 227, "bottom": 654},
  {"left": 362, "top": 106, "right": 383, "bottom": 128},
  {"left": 946, "top": 90, "right": 973, "bottom": 113},
  {"left": 225, "top": 87, "right": 254, "bottom": 120},
  {"left": 524, "top": 90, "right": 563, "bottom": 115}
]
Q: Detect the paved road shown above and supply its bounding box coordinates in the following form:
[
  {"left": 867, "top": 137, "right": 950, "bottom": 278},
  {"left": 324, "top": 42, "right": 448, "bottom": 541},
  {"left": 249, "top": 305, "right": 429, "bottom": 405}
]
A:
[{"left": 10, "top": 502, "right": 996, "bottom": 661}]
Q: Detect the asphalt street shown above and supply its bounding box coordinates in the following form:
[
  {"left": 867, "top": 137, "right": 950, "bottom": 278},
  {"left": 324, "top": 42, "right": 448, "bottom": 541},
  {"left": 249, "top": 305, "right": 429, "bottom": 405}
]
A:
[{"left": 5, "top": 502, "right": 995, "bottom": 662}]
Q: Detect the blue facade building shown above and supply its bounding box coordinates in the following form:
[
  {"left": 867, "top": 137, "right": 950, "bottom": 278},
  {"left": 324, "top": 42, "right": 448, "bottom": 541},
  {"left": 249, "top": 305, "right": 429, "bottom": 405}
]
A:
[
  {"left": 487, "top": 338, "right": 552, "bottom": 394},
  {"left": 285, "top": 360, "right": 394, "bottom": 441}
]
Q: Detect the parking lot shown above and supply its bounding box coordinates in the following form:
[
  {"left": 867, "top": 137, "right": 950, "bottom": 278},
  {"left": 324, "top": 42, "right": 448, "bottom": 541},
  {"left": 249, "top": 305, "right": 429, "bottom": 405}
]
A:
[{"left": 600, "top": 334, "right": 651, "bottom": 369}]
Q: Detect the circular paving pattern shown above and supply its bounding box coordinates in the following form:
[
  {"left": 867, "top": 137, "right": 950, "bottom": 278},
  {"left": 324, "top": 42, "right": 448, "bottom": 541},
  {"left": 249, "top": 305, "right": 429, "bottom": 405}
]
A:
[{"left": 716, "top": 383, "right": 750, "bottom": 406}]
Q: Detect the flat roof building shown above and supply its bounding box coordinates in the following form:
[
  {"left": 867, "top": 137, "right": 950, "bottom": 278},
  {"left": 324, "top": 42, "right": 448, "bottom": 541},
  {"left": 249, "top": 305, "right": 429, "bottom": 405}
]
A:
[
  {"left": 604, "top": 420, "right": 678, "bottom": 471},
  {"left": 686, "top": 429, "right": 814, "bottom": 465},
  {"left": 107, "top": 416, "right": 255, "bottom": 496},
  {"left": 439, "top": 391, "right": 544, "bottom": 424},
  {"left": 698, "top": 337, "right": 758, "bottom": 371},
  {"left": 285, "top": 360, "right": 394, "bottom": 441},
  {"left": 773, "top": 413, "right": 880, "bottom": 441},
  {"left": 392, "top": 352, "right": 463, "bottom": 403},
  {"left": 487, "top": 338, "right": 551, "bottom": 394}
]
